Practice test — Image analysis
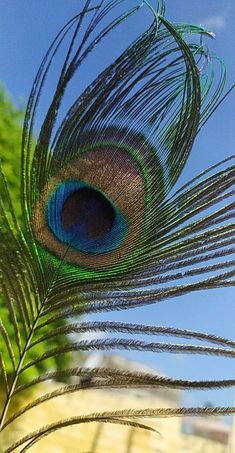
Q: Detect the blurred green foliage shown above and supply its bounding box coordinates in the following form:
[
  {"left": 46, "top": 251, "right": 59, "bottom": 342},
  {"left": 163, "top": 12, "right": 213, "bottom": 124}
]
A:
[
  {"left": 0, "top": 86, "right": 71, "bottom": 381},
  {"left": 0, "top": 86, "right": 22, "bottom": 217}
]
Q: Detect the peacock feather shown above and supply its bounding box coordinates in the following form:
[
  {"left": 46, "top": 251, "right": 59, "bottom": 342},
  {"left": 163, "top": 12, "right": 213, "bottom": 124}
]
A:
[{"left": 0, "top": 0, "right": 235, "bottom": 450}]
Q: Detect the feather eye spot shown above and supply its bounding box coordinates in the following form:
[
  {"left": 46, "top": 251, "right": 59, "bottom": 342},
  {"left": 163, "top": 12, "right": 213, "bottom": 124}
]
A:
[
  {"left": 46, "top": 180, "right": 128, "bottom": 254},
  {"left": 32, "top": 143, "right": 148, "bottom": 269}
]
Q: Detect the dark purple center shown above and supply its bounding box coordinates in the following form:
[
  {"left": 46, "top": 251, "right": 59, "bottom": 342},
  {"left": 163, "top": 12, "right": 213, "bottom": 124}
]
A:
[{"left": 61, "top": 187, "right": 115, "bottom": 240}]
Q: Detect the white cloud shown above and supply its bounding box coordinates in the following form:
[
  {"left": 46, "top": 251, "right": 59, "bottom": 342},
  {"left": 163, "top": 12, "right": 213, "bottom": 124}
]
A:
[
  {"left": 201, "top": 14, "right": 226, "bottom": 31},
  {"left": 78, "top": 330, "right": 106, "bottom": 342}
]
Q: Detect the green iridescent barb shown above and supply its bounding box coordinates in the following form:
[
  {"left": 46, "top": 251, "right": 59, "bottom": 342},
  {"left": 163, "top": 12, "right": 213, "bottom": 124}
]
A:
[{"left": 0, "top": 0, "right": 234, "bottom": 450}]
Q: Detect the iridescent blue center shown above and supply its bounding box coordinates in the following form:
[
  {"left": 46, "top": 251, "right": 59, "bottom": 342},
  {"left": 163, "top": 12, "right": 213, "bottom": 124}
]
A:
[{"left": 46, "top": 180, "right": 128, "bottom": 253}]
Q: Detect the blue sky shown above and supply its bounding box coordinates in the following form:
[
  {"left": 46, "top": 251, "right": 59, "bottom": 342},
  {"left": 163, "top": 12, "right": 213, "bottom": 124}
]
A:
[{"left": 0, "top": 1, "right": 235, "bottom": 414}]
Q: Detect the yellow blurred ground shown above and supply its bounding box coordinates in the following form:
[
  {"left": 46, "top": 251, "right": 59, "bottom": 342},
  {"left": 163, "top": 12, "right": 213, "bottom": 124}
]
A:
[{"left": 1, "top": 381, "right": 230, "bottom": 453}]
